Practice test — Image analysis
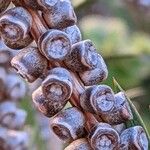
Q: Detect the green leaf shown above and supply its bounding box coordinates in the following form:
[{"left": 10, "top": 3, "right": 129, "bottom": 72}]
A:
[{"left": 113, "top": 77, "right": 150, "bottom": 146}]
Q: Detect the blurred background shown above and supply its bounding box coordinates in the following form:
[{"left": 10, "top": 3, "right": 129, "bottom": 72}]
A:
[{"left": 16, "top": 0, "right": 149, "bottom": 149}]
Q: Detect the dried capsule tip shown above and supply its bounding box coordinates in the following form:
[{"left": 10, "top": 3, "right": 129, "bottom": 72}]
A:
[
  {"left": 32, "top": 86, "right": 68, "bottom": 117},
  {"left": 89, "top": 123, "right": 120, "bottom": 150},
  {"left": 120, "top": 126, "right": 148, "bottom": 150},
  {"left": 79, "top": 54, "right": 108, "bottom": 86},
  {"left": 11, "top": 47, "right": 48, "bottom": 83},
  {"left": 41, "top": 67, "right": 73, "bottom": 101},
  {"left": 51, "top": 107, "right": 86, "bottom": 142},
  {"left": 63, "top": 25, "right": 82, "bottom": 45},
  {"left": 0, "top": 7, "right": 32, "bottom": 42},
  {"left": 43, "top": 0, "right": 77, "bottom": 29},
  {"left": 80, "top": 85, "right": 115, "bottom": 115},
  {"left": 38, "top": 30, "right": 71, "bottom": 61},
  {"left": 65, "top": 40, "right": 100, "bottom": 72}
]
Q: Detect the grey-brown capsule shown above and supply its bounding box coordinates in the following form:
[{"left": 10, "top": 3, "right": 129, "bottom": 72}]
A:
[
  {"left": 38, "top": 29, "right": 71, "bottom": 61},
  {"left": 63, "top": 25, "right": 82, "bottom": 45},
  {"left": 103, "top": 92, "right": 133, "bottom": 125},
  {"left": 6, "top": 130, "right": 29, "bottom": 150},
  {"left": 11, "top": 47, "right": 48, "bottom": 83},
  {"left": 43, "top": 0, "right": 77, "bottom": 29},
  {"left": 41, "top": 67, "right": 73, "bottom": 102},
  {"left": 89, "top": 123, "right": 120, "bottom": 150},
  {"left": 120, "top": 126, "right": 148, "bottom": 150},
  {"left": 80, "top": 85, "right": 133, "bottom": 125},
  {"left": 65, "top": 138, "right": 92, "bottom": 150},
  {"left": 5, "top": 74, "right": 27, "bottom": 101},
  {"left": 80, "top": 85, "right": 115, "bottom": 114},
  {"left": 79, "top": 54, "right": 108, "bottom": 86},
  {"left": 32, "top": 86, "right": 68, "bottom": 117},
  {"left": 65, "top": 40, "right": 100, "bottom": 72},
  {"left": 0, "top": 102, "right": 27, "bottom": 130},
  {"left": 51, "top": 107, "right": 86, "bottom": 142},
  {"left": 0, "top": 7, "right": 32, "bottom": 44},
  {"left": 0, "top": 0, "right": 11, "bottom": 14}
]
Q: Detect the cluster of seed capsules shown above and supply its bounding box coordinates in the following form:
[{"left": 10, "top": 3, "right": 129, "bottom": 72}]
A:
[
  {"left": 0, "top": 36, "right": 29, "bottom": 149},
  {"left": 0, "top": 0, "right": 149, "bottom": 150}
]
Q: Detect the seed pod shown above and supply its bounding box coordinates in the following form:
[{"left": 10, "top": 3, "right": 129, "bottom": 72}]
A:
[
  {"left": 51, "top": 107, "right": 86, "bottom": 142},
  {"left": 0, "top": 37, "right": 13, "bottom": 65},
  {"left": 120, "top": 126, "right": 148, "bottom": 150},
  {"left": 80, "top": 85, "right": 115, "bottom": 114},
  {"left": 41, "top": 67, "right": 73, "bottom": 102},
  {"left": 0, "top": 7, "right": 32, "bottom": 44},
  {"left": 32, "top": 86, "right": 68, "bottom": 117},
  {"left": 0, "top": 102, "right": 27, "bottom": 130},
  {"left": 104, "top": 92, "right": 133, "bottom": 125},
  {"left": 80, "top": 85, "right": 133, "bottom": 125},
  {"left": 43, "top": 0, "right": 77, "bottom": 29},
  {"left": 89, "top": 123, "right": 120, "bottom": 150},
  {"left": 0, "top": 128, "right": 29, "bottom": 150},
  {"left": 5, "top": 74, "right": 27, "bottom": 101},
  {"left": 65, "top": 138, "right": 92, "bottom": 150},
  {"left": 3, "top": 33, "right": 33, "bottom": 50},
  {"left": 64, "top": 40, "right": 100, "bottom": 72},
  {"left": 0, "top": 0, "right": 11, "bottom": 14},
  {"left": 38, "top": 30, "right": 71, "bottom": 61},
  {"left": 6, "top": 130, "right": 29, "bottom": 150},
  {"left": 96, "top": 91, "right": 133, "bottom": 125},
  {"left": 79, "top": 54, "right": 108, "bottom": 86},
  {"left": 11, "top": 47, "right": 48, "bottom": 83},
  {"left": 63, "top": 25, "right": 82, "bottom": 45}
]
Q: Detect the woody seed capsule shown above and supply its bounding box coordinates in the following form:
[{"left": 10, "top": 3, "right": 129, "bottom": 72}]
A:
[
  {"left": 65, "top": 40, "right": 100, "bottom": 72},
  {"left": 80, "top": 85, "right": 133, "bottom": 125},
  {"left": 63, "top": 25, "right": 82, "bottom": 45},
  {"left": 41, "top": 67, "right": 73, "bottom": 102},
  {"left": 51, "top": 107, "right": 86, "bottom": 142},
  {"left": 32, "top": 86, "right": 69, "bottom": 117},
  {"left": 11, "top": 47, "right": 48, "bottom": 83},
  {"left": 120, "top": 126, "right": 148, "bottom": 150},
  {"left": 5, "top": 74, "right": 27, "bottom": 101},
  {"left": 0, "top": 7, "right": 32, "bottom": 44},
  {"left": 0, "top": 102, "right": 27, "bottom": 130},
  {"left": 89, "top": 123, "right": 120, "bottom": 150},
  {"left": 79, "top": 54, "right": 108, "bottom": 86},
  {"left": 43, "top": 0, "right": 77, "bottom": 29},
  {"left": 38, "top": 30, "right": 71, "bottom": 61}
]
